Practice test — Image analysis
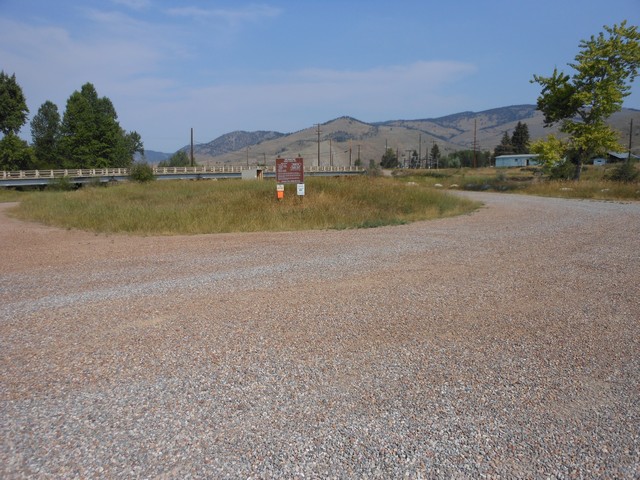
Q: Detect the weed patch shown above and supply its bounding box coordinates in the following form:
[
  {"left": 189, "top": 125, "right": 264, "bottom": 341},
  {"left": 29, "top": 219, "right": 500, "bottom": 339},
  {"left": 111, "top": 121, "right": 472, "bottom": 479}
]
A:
[{"left": 10, "top": 177, "right": 480, "bottom": 235}]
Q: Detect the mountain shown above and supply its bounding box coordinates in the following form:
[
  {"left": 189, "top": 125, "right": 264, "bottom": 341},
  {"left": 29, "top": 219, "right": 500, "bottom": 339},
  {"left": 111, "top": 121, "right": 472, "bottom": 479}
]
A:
[
  {"left": 179, "top": 105, "right": 640, "bottom": 167},
  {"left": 186, "top": 130, "right": 285, "bottom": 158},
  {"left": 136, "top": 150, "right": 171, "bottom": 164}
]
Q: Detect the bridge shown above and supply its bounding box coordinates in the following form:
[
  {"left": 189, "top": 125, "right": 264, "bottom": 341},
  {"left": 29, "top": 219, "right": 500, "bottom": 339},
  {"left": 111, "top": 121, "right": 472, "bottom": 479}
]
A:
[{"left": 0, "top": 165, "right": 365, "bottom": 187}]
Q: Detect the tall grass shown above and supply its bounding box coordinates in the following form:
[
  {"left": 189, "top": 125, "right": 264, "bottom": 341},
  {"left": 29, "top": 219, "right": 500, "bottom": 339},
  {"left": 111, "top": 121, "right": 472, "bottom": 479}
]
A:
[
  {"left": 10, "top": 177, "right": 480, "bottom": 235},
  {"left": 394, "top": 165, "right": 640, "bottom": 200}
]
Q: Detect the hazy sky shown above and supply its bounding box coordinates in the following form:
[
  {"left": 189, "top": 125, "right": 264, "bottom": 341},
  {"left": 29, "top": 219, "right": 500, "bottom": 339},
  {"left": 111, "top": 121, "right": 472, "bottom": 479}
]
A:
[{"left": 2, "top": 0, "right": 639, "bottom": 152}]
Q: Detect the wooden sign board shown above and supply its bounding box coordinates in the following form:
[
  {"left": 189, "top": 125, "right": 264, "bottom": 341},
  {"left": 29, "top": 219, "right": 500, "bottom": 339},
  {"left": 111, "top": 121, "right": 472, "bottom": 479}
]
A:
[{"left": 276, "top": 157, "right": 304, "bottom": 184}]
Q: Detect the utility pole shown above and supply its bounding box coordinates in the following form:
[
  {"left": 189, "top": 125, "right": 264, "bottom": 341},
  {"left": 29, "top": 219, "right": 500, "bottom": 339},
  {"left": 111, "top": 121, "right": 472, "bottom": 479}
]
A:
[
  {"left": 432, "top": 140, "right": 436, "bottom": 170},
  {"left": 419, "top": 133, "right": 422, "bottom": 169},
  {"left": 246, "top": 146, "right": 250, "bottom": 167},
  {"left": 316, "top": 124, "right": 322, "bottom": 167},
  {"left": 190, "top": 128, "right": 194, "bottom": 167},
  {"left": 357, "top": 144, "right": 361, "bottom": 166},
  {"left": 472, "top": 119, "right": 477, "bottom": 168},
  {"left": 628, "top": 119, "right": 634, "bottom": 163},
  {"left": 329, "top": 138, "right": 333, "bottom": 167}
]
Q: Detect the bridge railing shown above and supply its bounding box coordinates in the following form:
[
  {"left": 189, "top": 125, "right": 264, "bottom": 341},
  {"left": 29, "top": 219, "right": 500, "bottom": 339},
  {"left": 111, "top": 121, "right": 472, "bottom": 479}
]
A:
[
  {"left": 1, "top": 165, "right": 363, "bottom": 180},
  {"left": 1, "top": 168, "right": 130, "bottom": 179}
]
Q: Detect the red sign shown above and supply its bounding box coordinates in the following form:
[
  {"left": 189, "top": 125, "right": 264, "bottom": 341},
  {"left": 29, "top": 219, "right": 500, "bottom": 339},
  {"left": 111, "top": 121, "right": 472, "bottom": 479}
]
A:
[{"left": 276, "top": 157, "right": 304, "bottom": 184}]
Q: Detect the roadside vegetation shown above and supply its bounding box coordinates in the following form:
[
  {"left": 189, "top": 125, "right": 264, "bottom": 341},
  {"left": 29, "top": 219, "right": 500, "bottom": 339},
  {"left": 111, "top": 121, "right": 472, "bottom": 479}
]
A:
[
  {"left": 393, "top": 163, "right": 640, "bottom": 201},
  {"left": 6, "top": 176, "right": 480, "bottom": 235}
]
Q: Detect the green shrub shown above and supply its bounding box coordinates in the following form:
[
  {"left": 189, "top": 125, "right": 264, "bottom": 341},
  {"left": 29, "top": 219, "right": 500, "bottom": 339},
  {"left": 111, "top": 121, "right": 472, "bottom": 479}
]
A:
[
  {"left": 130, "top": 162, "right": 155, "bottom": 183},
  {"left": 606, "top": 162, "right": 639, "bottom": 182},
  {"left": 47, "top": 176, "right": 75, "bottom": 191},
  {"left": 85, "top": 177, "right": 106, "bottom": 188},
  {"left": 548, "top": 160, "right": 575, "bottom": 180}
]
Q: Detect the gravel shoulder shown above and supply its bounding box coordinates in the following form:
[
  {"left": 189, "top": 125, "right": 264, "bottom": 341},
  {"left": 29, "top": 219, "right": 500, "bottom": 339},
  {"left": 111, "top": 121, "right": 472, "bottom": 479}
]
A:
[{"left": 1, "top": 192, "right": 639, "bottom": 478}]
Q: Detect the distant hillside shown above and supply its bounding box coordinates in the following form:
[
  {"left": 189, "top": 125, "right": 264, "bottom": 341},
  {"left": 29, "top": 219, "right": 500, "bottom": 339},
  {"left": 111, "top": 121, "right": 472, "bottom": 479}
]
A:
[
  {"left": 136, "top": 150, "right": 171, "bottom": 164},
  {"left": 173, "top": 105, "right": 640, "bottom": 167},
  {"left": 184, "top": 130, "right": 285, "bottom": 158}
]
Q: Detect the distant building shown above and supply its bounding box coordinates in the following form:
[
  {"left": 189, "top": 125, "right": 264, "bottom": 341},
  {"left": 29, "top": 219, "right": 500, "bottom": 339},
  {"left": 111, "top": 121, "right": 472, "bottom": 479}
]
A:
[
  {"left": 495, "top": 154, "right": 539, "bottom": 168},
  {"left": 606, "top": 151, "right": 640, "bottom": 163},
  {"left": 241, "top": 167, "right": 264, "bottom": 180}
]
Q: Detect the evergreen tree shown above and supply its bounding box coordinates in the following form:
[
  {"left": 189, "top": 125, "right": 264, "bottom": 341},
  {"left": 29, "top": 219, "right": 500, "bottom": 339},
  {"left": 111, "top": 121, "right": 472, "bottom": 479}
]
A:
[
  {"left": 380, "top": 148, "right": 398, "bottom": 168},
  {"left": 409, "top": 150, "right": 419, "bottom": 168},
  {"left": 430, "top": 143, "right": 441, "bottom": 168},
  {"left": 494, "top": 131, "right": 514, "bottom": 157},
  {"left": 0, "top": 71, "right": 29, "bottom": 136},
  {"left": 511, "top": 121, "right": 530, "bottom": 154},
  {"left": 31, "top": 101, "right": 61, "bottom": 168}
]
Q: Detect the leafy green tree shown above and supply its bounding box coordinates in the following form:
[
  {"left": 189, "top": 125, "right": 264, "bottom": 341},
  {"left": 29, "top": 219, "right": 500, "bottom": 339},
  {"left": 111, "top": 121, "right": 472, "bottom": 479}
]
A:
[
  {"left": 532, "top": 21, "right": 640, "bottom": 180},
  {"left": 448, "top": 149, "right": 492, "bottom": 168},
  {"left": 380, "top": 148, "right": 398, "bottom": 168},
  {"left": 110, "top": 130, "right": 144, "bottom": 168},
  {"left": 58, "top": 83, "right": 143, "bottom": 169},
  {"left": 0, "top": 133, "right": 34, "bottom": 170},
  {"left": 530, "top": 134, "right": 567, "bottom": 172},
  {"left": 511, "top": 121, "right": 530, "bottom": 154},
  {"left": 0, "top": 71, "right": 29, "bottom": 136},
  {"left": 158, "top": 150, "right": 192, "bottom": 167},
  {"left": 31, "top": 101, "right": 61, "bottom": 168}
]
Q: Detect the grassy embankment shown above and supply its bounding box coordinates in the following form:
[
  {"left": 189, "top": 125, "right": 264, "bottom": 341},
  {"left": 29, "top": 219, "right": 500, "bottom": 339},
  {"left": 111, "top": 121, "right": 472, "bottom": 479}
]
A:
[
  {"left": 393, "top": 164, "right": 640, "bottom": 201},
  {"left": 6, "top": 176, "right": 480, "bottom": 235}
]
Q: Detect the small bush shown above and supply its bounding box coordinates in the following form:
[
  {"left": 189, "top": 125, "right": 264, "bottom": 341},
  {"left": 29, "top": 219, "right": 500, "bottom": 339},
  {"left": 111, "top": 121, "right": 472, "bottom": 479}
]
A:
[
  {"left": 47, "top": 176, "right": 75, "bottom": 191},
  {"left": 607, "top": 162, "right": 639, "bottom": 182},
  {"left": 130, "top": 162, "right": 155, "bottom": 183},
  {"left": 548, "top": 160, "right": 575, "bottom": 180},
  {"left": 85, "top": 177, "right": 106, "bottom": 188}
]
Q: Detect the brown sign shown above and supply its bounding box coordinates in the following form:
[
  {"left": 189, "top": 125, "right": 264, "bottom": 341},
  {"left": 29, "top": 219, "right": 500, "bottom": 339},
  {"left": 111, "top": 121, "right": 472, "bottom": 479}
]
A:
[{"left": 276, "top": 157, "right": 304, "bottom": 184}]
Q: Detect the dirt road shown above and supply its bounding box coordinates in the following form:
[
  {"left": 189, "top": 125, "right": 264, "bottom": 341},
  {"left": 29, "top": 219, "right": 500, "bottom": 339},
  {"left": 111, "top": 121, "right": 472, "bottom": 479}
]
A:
[{"left": 1, "top": 192, "right": 639, "bottom": 478}]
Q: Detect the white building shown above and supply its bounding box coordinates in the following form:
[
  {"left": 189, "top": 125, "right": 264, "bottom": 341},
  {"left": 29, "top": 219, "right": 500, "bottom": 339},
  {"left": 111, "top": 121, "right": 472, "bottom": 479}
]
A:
[{"left": 495, "top": 154, "right": 540, "bottom": 168}]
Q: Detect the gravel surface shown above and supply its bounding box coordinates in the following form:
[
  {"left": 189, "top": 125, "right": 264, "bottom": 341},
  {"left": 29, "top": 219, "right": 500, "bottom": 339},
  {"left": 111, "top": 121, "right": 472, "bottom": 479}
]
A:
[{"left": 1, "top": 191, "right": 639, "bottom": 478}]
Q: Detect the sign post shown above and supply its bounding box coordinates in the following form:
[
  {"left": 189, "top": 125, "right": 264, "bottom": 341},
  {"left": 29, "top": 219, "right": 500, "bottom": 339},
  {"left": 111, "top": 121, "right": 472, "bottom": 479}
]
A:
[{"left": 276, "top": 157, "right": 304, "bottom": 201}]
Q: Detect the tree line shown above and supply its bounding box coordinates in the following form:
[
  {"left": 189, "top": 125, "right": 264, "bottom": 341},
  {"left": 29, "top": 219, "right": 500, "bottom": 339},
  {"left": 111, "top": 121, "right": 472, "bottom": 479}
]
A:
[
  {"left": 377, "top": 121, "right": 530, "bottom": 170},
  {"left": 0, "top": 73, "right": 143, "bottom": 171},
  {"left": 377, "top": 21, "right": 639, "bottom": 179}
]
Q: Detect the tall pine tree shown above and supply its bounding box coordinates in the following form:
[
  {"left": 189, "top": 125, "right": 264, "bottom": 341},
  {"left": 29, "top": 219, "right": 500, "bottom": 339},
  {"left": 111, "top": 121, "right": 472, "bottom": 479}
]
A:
[
  {"left": 494, "top": 131, "right": 514, "bottom": 157},
  {"left": 511, "top": 121, "right": 530, "bottom": 154}
]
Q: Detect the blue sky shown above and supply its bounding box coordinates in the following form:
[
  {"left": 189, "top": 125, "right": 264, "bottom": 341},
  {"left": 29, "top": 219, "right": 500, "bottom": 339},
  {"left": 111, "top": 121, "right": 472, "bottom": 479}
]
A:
[{"left": 1, "top": 0, "right": 639, "bottom": 153}]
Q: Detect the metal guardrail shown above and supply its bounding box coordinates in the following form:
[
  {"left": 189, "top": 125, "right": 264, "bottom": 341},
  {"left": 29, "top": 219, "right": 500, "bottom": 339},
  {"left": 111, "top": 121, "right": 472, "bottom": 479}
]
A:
[{"left": 0, "top": 165, "right": 365, "bottom": 187}]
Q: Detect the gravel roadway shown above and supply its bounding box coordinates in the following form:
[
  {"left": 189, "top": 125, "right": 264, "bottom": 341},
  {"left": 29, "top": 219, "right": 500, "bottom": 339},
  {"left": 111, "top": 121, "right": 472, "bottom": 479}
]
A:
[{"left": 1, "top": 191, "right": 639, "bottom": 479}]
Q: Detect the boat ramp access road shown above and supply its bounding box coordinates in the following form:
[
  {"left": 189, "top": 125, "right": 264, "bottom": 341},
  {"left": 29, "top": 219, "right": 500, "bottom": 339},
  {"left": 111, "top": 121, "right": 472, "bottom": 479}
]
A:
[
  {"left": 0, "top": 165, "right": 365, "bottom": 187},
  {"left": 1, "top": 193, "right": 639, "bottom": 477}
]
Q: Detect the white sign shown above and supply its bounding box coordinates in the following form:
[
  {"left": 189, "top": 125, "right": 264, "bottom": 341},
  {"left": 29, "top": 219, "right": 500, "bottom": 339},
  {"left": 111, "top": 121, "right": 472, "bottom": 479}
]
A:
[
  {"left": 276, "top": 184, "right": 285, "bottom": 192},
  {"left": 297, "top": 183, "right": 305, "bottom": 196}
]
